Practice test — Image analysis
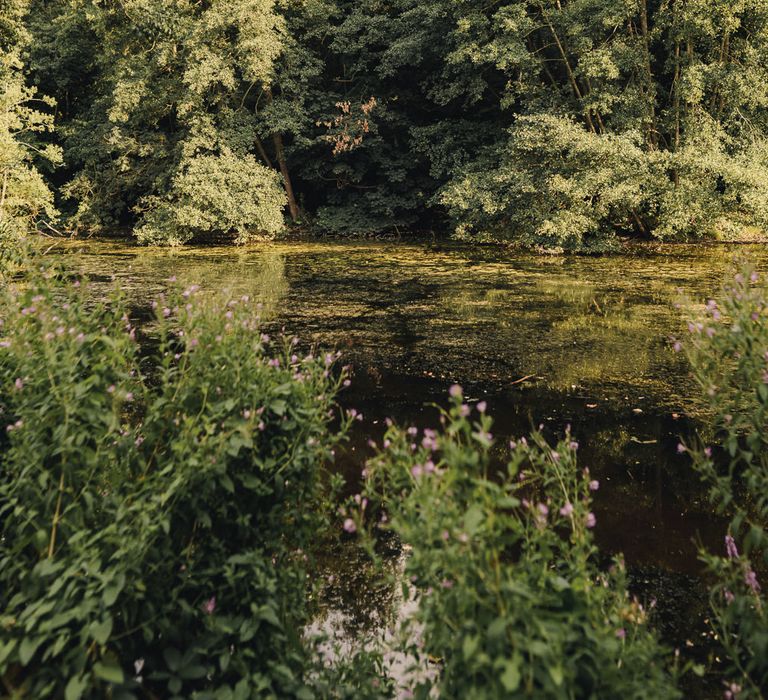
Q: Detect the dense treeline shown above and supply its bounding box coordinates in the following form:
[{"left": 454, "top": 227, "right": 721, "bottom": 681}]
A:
[{"left": 3, "top": 0, "right": 768, "bottom": 250}]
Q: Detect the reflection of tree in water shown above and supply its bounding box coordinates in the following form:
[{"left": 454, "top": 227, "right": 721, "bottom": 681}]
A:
[{"left": 51, "top": 243, "right": 288, "bottom": 321}]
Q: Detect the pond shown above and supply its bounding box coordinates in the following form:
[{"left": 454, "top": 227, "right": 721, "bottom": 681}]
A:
[{"left": 47, "top": 238, "right": 768, "bottom": 682}]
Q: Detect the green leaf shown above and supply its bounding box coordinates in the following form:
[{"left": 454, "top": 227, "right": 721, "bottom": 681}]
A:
[
  {"left": 549, "top": 665, "right": 564, "bottom": 686},
  {"left": 19, "top": 636, "right": 41, "bottom": 665},
  {"left": 93, "top": 659, "right": 124, "bottom": 684},
  {"left": 90, "top": 617, "right": 113, "bottom": 646},
  {"left": 462, "top": 634, "right": 479, "bottom": 661},
  {"left": 500, "top": 660, "right": 521, "bottom": 691},
  {"left": 65, "top": 674, "right": 89, "bottom": 700},
  {"left": 163, "top": 647, "right": 182, "bottom": 672}
]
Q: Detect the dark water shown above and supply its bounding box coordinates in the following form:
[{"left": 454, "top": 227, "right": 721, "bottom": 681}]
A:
[{"left": 47, "top": 238, "right": 768, "bottom": 687}]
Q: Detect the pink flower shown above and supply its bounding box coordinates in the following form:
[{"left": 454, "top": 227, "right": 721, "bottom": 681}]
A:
[
  {"left": 14, "top": 378, "right": 23, "bottom": 391},
  {"left": 586, "top": 512, "right": 597, "bottom": 528},
  {"left": 725, "top": 535, "right": 739, "bottom": 559},
  {"left": 616, "top": 628, "right": 626, "bottom": 640},
  {"left": 559, "top": 502, "right": 574, "bottom": 516},
  {"left": 477, "top": 401, "right": 487, "bottom": 413},
  {"left": 459, "top": 404, "right": 470, "bottom": 417},
  {"left": 343, "top": 518, "right": 357, "bottom": 534},
  {"left": 537, "top": 503, "right": 549, "bottom": 516},
  {"left": 745, "top": 569, "right": 761, "bottom": 593},
  {"left": 589, "top": 480, "right": 600, "bottom": 491}
]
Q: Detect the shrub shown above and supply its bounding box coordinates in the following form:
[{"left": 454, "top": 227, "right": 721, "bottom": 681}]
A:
[
  {"left": 348, "top": 390, "right": 681, "bottom": 699},
  {"left": 679, "top": 267, "right": 768, "bottom": 698},
  {"left": 0, "top": 265, "right": 352, "bottom": 698},
  {"left": 135, "top": 152, "right": 287, "bottom": 245}
]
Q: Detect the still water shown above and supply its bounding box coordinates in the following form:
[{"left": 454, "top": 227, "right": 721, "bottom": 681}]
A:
[{"left": 48, "top": 238, "right": 767, "bottom": 669}]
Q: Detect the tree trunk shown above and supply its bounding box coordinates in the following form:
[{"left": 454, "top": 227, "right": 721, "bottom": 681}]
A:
[{"left": 272, "top": 132, "right": 299, "bottom": 223}]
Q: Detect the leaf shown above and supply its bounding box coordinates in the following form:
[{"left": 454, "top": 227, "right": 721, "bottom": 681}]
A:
[
  {"left": 500, "top": 660, "right": 521, "bottom": 691},
  {"left": 163, "top": 647, "right": 182, "bottom": 672},
  {"left": 65, "top": 674, "right": 89, "bottom": 700},
  {"left": 463, "top": 505, "right": 484, "bottom": 535},
  {"left": 90, "top": 617, "right": 113, "bottom": 646},
  {"left": 462, "top": 634, "right": 479, "bottom": 661},
  {"left": 548, "top": 664, "right": 564, "bottom": 686},
  {"left": 93, "top": 659, "right": 124, "bottom": 684},
  {"left": 19, "top": 636, "right": 41, "bottom": 665}
]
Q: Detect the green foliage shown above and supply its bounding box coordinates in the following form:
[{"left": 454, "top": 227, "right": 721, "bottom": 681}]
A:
[
  {"left": 679, "top": 267, "right": 768, "bottom": 697},
  {"left": 136, "top": 152, "right": 287, "bottom": 245},
  {"left": 349, "top": 391, "right": 681, "bottom": 698},
  {"left": 0, "top": 0, "right": 60, "bottom": 245},
  {"left": 0, "top": 265, "right": 355, "bottom": 697},
  {"left": 18, "top": 0, "right": 768, "bottom": 246}
]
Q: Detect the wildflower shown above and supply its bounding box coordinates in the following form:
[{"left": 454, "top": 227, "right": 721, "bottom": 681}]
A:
[
  {"left": 258, "top": 421, "right": 265, "bottom": 431},
  {"left": 0, "top": 341, "right": 10, "bottom": 348},
  {"left": 225, "top": 311, "right": 233, "bottom": 320},
  {"left": 751, "top": 272, "right": 759, "bottom": 283},
  {"left": 550, "top": 450, "right": 560, "bottom": 462},
  {"left": 725, "top": 535, "right": 739, "bottom": 559},
  {"left": 586, "top": 512, "right": 597, "bottom": 528},
  {"left": 559, "top": 502, "right": 574, "bottom": 517},
  {"left": 411, "top": 464, "right": 424, "bottom": 478},
  {"left": 724, "top": 590, "right": 735, "bottom": 604},
  {"left": 477, "top": 401, "right": 487, "bottom": 413},
  {"left": 203, "top": 596, "right": 216, "bottom": 615},
  {"left": 745, "top": 569, "right": 761, "bottom": 593},
  {"left": 343, "top": 518, "right": 356, "bottom": 534},
  {"left": 459, "top": 404, "right": 470, "bottom": 417},
  {"left": 677, "top": 443, "right": 686, "bottom": 454},
  {"left": 135, "top": 436, "right": 144, "bottom": 447},
  {"left": 76, "top": 333, "right": 85, "bottom": 343},
  {"left": 537, "top": 503, "right": 549, "bottom": 516},
  {"left": 407, "top": 426, "right": 418, "bottom": 436},
  {"left": 569, "top": 440, "right": 579, "bottom": 451},
  {"left": 243, "top": 410, "right": 252, "bottom": 419},
  {"left": 589, "top": 480, "right": 600, "bottom": 491},
  {"left": 125, "top": 392, "right": 134, "bottom": 402},
  {"left": 134, "top": 658, "right": 145, "bottom": 675},
  {"left": 268, "top": 358, "right": 280, "bottom": 368},
  {"left": 107, "top": 385, "right": 116, "bottom": 394},
  {"left": 449, "top": 384, "right": 462, "bottom": 398},
  {"left": 458, "top": 533, "right": 469, "bottom": 543},
  {"left": 441, "top": 530, "right": 450, "bottom": 541},
  {"left": 14, "top": 378, "right": 23, "bottom": 390},
  {"left": 616, "top": 628, "right": 626, "bottom": 640},
  {"left": 440, "top": 579, "right": 454, "bottom": 589},
  {"left": 704, "top": 447, "right": 712, "bottom": 458}
]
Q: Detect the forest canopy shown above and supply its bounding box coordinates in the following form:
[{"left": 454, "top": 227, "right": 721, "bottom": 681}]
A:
[{"left": 3, "top": 0, "right": 768, "bottom": 250}]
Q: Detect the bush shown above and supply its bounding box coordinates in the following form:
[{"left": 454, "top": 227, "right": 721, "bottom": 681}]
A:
[
  {"left": 679, "top": 267, "right": 768, "bottom": 698},
  {"left": 135, "top": 152, "right": 287, "bottom": 245},
  {"left": 0, "top": 266, "right": 352, "bottom": 698},
  {"left": 348, "top": 390, "right": 681, "bottom": 699}
]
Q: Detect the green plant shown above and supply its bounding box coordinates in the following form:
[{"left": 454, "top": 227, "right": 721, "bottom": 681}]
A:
[
  {"left": 0, "top": 264, "right": 357, "bottom": 698},
  {"left": 679, "top": 267, "right": 768, "bottom": 698},
  {"left": 348, "top": 390, "right": 681, "bottom": 698}
]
